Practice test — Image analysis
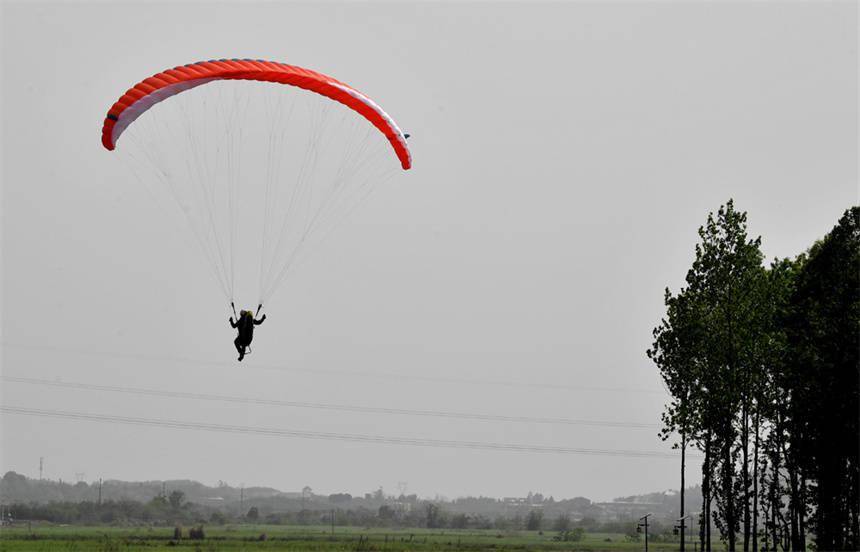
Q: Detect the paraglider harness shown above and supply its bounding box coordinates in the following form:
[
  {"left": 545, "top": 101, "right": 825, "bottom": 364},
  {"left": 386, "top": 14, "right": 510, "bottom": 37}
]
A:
[{"left": 231, "top": 302, "right": 264, "bottom": 357}]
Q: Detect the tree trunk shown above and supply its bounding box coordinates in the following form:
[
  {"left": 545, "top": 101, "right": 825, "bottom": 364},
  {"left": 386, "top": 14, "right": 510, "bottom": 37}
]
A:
[
  {"left": 851, "top": 453, "right": 860, "bottom": 551},
  {"left": 797, "top": 474, "right": 806, "bottom": 550},
  {"left": 742, "top": 382, "right": 751, "bottom": 552},
  {"left": 752, "top": 411, "right": 760, "bottom": 552},
  {"left": 702, "top": 432, "right": 712, "bottom": 552},
  {"left": 772, "top": 405, "right": 786, "bottom": 552},
  {"left": 770, "top": 469, "right": 777, "bottom": 552},
  {"left": 681, "top": 431, "right": 686, "bottom": 552},
  {"left": 770, "top": 462, "right": 778, "bottom": 552},
  {"left": 787, "top": 461, "right": 800, "bottom": 551},
  {"left": 725, "top": 431, "right": 737, "bottom": 552}
]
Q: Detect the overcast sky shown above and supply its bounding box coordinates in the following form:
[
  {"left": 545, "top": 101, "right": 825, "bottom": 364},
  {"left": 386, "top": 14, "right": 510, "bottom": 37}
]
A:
[{"left": 1, "top": 1, "right": 856, "bottom": 502}]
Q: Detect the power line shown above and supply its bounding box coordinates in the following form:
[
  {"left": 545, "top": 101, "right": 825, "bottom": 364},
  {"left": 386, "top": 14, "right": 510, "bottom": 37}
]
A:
[
  {"left": 1, "top": 375, "right": 659, "bottom": 430},
  {"left": 0, "top": 342, "right": 667, "bottom": 395},
  {"left": 0, "top": 405, "right": 694, "bottom": 460}
]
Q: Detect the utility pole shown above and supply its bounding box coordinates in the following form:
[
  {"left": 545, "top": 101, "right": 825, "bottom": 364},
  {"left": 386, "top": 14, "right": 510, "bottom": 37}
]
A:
[
  {"left": 240, "top": 484, "right": 245, "bottom": 511},
  {"left": 302, "top": 486, "right": 312, "bottom": 510},
  {"left": 331, "top": 509, "right": 335, "bottom": 537},
  {"left": 39, "top": 457, "right": 43, "bottom": 480},
  {"left": 98, "top": 478, "right": 103, "bottom": 505},
  {"left": 161, "top": 482, "right": 166, "bottom": 499},
  {"left": 638, "top": 513, "right": 652, "bottom": 552}
]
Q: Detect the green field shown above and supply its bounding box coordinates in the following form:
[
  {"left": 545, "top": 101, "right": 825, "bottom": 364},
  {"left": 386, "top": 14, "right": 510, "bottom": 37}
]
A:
[{"left": 0, "top": 524, "right": 685, "bottom": 551}]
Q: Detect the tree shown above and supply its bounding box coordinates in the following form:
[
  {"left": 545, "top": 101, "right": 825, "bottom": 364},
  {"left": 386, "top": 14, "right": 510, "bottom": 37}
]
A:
[
  {"left": 552, "top": 513, "right": 571, "bottom": 532},
  {"left": 651, "top": 202, "right": 860, "bottom": 552},
  {"left": 649, "top": 285, "right": 705, "bottom": 550},
  {"left": 783, "top": 207, "right": 860, "bottom": 550},
  {"left": 525, "top": 510, "right": 543, "bottom": 531},
  {"left": 378, "top": 505, "right": 395, "bottom": 521},
  {"left": 688, "top": 201, "right": 768, "bottom": 552},
  {"left": 246, "top": 506, "right": 259, "bottom": 522},
  {"left": 450, "top": 513, "right": 469, "bottom": 529},
  {"left": 425, "top": 503, "right": 443, "bottom": 528},
  {"left": 651, "top": 200, "right": 769, "bottom": 552},
  {"left": 168, "top": 490, "right": 184, "bottom": 509}
]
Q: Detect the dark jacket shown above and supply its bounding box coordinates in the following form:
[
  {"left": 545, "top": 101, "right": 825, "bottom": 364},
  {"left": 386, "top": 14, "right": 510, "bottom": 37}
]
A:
[{"left": 230, "top": 313, "right": 266, "bottom": 345}]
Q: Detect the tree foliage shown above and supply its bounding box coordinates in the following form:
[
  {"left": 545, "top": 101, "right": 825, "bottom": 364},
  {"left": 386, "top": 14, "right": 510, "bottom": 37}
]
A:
[{"left": 649, "top": 202, "right": 859, "bottom": 551}]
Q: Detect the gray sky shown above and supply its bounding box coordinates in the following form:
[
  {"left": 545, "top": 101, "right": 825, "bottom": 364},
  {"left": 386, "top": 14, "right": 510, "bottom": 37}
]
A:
[{"left": 1, "top": 1, "right": 856, "bottom": 502}]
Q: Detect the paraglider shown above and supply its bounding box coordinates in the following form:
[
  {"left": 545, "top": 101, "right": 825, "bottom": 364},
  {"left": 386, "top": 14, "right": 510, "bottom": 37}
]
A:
[
  {"left": 229, "top": 304, "right": 266, "bottom": 362},
  {"left": 101, "top": 59, "right": 411, "bottom": 360}
]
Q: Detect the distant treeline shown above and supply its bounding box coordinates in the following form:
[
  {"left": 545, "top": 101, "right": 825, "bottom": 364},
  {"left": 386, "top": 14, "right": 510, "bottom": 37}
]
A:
[
  {"left": 3, "top": 496, "right": 675, "bottom": 540},
  {"left": 1, "top": 471, "right": 700, "bottom": 537},
  {"left": 649, "top": 202, "right": 859, "bottom": 552},
  {"left": 0, "top": 471, "right": 695, "bottom": 525}
]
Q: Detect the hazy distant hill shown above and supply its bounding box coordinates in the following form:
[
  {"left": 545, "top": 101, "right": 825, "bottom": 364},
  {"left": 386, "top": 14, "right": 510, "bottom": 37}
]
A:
[
  {"left": 0, "top": 471, "right": 700, "bottom": 523},
  {"left": 0, "top": 472, "right": 279, "bottom": 509}
]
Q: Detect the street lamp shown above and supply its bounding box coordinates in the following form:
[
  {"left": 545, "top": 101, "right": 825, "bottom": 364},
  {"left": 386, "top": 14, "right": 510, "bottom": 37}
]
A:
[{"left": 675, "top": 514, "right": 692, "bottom": 552}]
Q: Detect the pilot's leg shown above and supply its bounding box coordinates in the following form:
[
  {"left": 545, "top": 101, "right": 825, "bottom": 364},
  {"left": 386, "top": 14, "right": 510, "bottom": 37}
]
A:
[{"left": 234, "top": 337, "right": 246, "bottom": 361}]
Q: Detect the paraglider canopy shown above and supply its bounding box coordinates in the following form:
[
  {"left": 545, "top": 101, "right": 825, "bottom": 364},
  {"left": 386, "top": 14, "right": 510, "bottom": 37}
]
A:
[{"left": 101, "top": 59, "right": 412, "bottom": 170}]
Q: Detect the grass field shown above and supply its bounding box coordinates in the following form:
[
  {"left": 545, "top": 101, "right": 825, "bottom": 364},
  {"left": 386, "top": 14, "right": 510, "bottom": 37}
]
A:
[{"left": 0, "top": 523, "right": 686, "bottom": 551}]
